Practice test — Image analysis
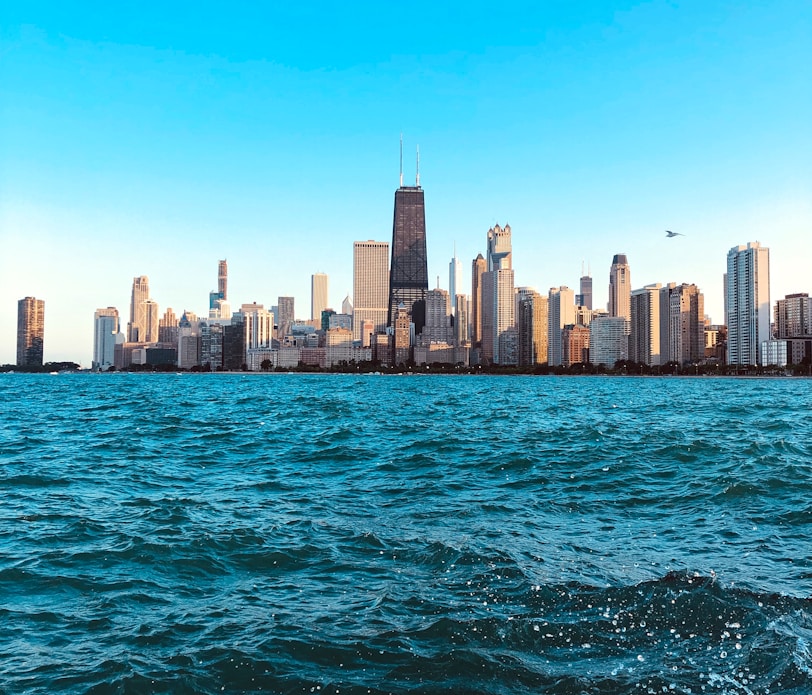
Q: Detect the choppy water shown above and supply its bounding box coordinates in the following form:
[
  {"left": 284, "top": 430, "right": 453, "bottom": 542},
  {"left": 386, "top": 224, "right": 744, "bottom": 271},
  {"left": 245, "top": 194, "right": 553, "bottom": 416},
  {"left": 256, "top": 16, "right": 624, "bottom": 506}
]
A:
[{"left": 1, "top": 373, "right": 811, "bottom": 694}]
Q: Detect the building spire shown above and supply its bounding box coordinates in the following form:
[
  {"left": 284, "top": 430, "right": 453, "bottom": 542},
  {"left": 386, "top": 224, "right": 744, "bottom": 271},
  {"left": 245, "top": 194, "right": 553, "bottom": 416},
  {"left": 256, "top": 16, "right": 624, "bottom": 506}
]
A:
[
  {"left": 416, "top": 145, "right": 420, "bottom": 187},
  {"left": 399, "top": 133, "right": 403, "bottom": 188}
]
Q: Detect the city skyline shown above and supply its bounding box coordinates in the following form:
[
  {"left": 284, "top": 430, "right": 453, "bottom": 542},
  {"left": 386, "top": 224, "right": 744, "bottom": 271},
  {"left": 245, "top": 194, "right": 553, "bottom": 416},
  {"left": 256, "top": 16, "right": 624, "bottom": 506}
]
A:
[{"left": 2, "top": 3, "right": 810, "bottom": 365}]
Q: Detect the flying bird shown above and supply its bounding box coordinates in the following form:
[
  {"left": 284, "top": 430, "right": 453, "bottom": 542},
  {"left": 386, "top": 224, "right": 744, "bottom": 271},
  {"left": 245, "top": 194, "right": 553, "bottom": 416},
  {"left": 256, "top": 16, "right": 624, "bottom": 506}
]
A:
[{"left": 665, "top": 230, "right": 684, "bottom": 238}]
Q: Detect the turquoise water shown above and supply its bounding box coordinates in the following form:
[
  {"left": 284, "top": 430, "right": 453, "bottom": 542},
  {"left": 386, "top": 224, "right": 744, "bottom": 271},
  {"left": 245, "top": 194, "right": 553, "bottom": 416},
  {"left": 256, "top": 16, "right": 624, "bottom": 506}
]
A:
[{"left": 1, "top": 373, "right": 811, "bottom": 694}]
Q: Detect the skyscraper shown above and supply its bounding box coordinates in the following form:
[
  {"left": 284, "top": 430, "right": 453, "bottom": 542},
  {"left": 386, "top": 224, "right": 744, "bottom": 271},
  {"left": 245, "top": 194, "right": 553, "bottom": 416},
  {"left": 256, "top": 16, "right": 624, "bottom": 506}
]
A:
[
  {"left": 128, "top": 276, "right": 150, "bottom": 342},
  {"left": 17, "top": 297, "right": 45, "bottom": 367},
  {"left": 471, "top": 254, "right": 486, "bottom": 348},
  {"left": 548, "top": 286, "right": 575, "bottom": 367},
  {"left": 726, "top": 242, "right": 770, "bottom": 366},
  {"left": 93, "top": 307, "right": 119, "bottom": 371},
  {"left": 424, "top": 288, "right": 452, "bottom": 344},
  {"left": 517, "top": 290, "right": 548, "bottom": 366},
  {"left": 629, "top": 284, "right": 662, "bottom": 366},
  {"left": 311, "top": 273, "right": 329, "bottom": 322},
  {"left": 449, "top": 250, "right": 462, "bottom": 315},
  {"left": 277, "top": 296, "right": 294, "bottom": 341},
  {"left": 218, "top": 260, "right": 228, "bottom": 300},
  {"left": 669, "top": 283, "right": 705, "bottom": 365},
  {"left": 353, "top": 241, "right": 389, "bottom": 341},
  {"left": 608, "top": 254, "right": 631, "bottom": 319},
  {"left": 388, "top": 172, "right": 428, "bottom": 333},
  {"left": 578, "top": 267, "right": 593, "bottom": 310},
  {"left": 480, "top": 224, "right": 515, "bottom": 365}
]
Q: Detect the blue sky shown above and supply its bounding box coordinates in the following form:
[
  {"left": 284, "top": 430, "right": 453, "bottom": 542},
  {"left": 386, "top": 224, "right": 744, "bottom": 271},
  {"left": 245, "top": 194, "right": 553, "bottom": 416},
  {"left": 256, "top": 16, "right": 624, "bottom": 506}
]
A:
[{"left": 1, "top": 1, "right": 810, "bottom": 365}]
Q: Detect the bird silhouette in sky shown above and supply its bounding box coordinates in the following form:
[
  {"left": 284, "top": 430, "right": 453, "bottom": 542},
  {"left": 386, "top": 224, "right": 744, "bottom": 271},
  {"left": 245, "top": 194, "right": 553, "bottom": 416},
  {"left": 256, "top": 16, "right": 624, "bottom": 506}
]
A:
[{"left": 665, "top": 230, "right": 684, "bottom": 238}]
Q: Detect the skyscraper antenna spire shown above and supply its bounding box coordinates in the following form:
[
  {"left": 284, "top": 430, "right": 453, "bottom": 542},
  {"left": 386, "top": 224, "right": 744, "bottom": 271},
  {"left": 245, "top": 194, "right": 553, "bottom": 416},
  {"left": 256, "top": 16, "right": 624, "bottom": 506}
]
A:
[
  {"left": 399, "top": 134, "right": 403, "bottom": 188},
  {"left": 416, "top": 145, "right": 420, "bottom": 187}
]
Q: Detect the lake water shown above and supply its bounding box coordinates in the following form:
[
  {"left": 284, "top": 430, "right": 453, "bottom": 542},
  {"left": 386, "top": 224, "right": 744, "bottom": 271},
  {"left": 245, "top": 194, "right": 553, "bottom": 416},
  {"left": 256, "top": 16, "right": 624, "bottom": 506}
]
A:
[{"left": 1, "top": 373, "right": 811, "bottom": 694}]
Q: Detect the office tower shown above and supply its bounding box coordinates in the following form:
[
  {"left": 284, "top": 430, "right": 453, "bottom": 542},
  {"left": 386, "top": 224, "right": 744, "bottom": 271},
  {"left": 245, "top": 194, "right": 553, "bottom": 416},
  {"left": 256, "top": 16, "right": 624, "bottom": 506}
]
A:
[
  {"left": 471, "top": 254, "right": 486, "bottom": 348},
  {"left": 629, "top": 284, "right": 662, "bottom": 366},
  {"left": 276, "top": 296, "right": 294, "bottom": 341},
  {"left": 92, "top": 307, "right": 119, "bottom": 371},
  {"left": 669, "top": 284, "right": 705, "bottom": 365},
  {"left": 127, "top": 275, "right": 150, "bottom": 342},
  {"left": 158, "top": 308, "right": 179, "bottom": 345},
  {"left": 517, "top": 290, "right": 548, "bottom": 366},
  {"left": 487, "top": 224, "right": 512, "bottom": 270},
  {"left": 589, "top": 316, "right": 629, "bottom": 367},
  {"left": 480, "top": 224, "right": 516, "bottom": 365},
  {"left": 454, "top": 294, "right": 469, "bottom": 346},
  {"left": 177, "top": 310, "right": 200, "bottom": 369},
  {"left": 548, "top": 286, "right": 575, "bottom": 366},
  {"left": 726, "top": 242, "right": 770, "bottom": 366},
  {"left": 143, "top": 299, "right": 160, "bottom": 343},
  {"left": 342, "top": 294, "right": 353, "bottom": 317},
  {"left": 388, "top": 172, "right": 428, "bottom": 333},
  {"left": 311, "top": 273, "right": 329, "bottom": 322},
  {"left": 353, "top": 241, "right": 389, "bottom": 341},
  {"left": 239, "top": 303, "right": 274, "bottom": 350},
  {"left": 480, "top": 268, "right": 516, "bottom": 364},
  {"left": 424, "top": 288, "right": 452, "bottom": 344},
  {"left": 562, "top": 324, "right": 590, "bottom": 366},
  {"left": 449, "top": 250, "right": 462, "bottom": 315},
  {"left": 608, "top": 254, "right": 631, "bottom": 319},
  {"left": 578, "top": 266, "right": 593, "bottom": 310},
  {"left": 16, "top": 297, "right": 44, "bottom": 367},
  {"left": 218, "top": 260, "right": 228, "bottom": 300}
]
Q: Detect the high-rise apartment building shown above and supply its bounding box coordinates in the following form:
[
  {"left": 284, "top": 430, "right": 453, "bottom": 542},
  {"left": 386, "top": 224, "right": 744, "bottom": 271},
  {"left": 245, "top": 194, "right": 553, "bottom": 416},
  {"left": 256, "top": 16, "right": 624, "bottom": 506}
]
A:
[
  {"left": 424, "top": 288, "right": 452, "bottom": 344},
  {"left": 276, "top": 296, "right": 294, "bottom": 341},
  {"left": 726, "top": 242, "right": 770, "bottom": 366},
  {"left": 311, "top": 273, "right": 329, "bottom": 322},
  {"left": 353, "top": 241, "right": 389, "bottom": 341},
  {"left": 471, "top": 254, "right": 486, "bottom": 348},
  {"left": 629, "top": 284, "right": 662, "bottom": 366},
  {"left": 127, "top": 276, "right": 150, "bottom": 342},
  {"left": 143, "top": 300, "right": 160, "bottom": 343},
  {"left": 517, "top": 290, "right": 548, "bottom": 366},
  {"left": 93, "top": 307, "right": 119, "bottom": 371},
  {"left": 562, "top": 324, "right": 590, "bottom": 366},
  {"left": 388, "top": 183, "right": 428, "bottom": 333},
  {"left": 775, "top": 293, "right": 811, "bottom": 339},
  {"left": 589, "top": 316, "right": 629, "bottom": 367},
  {"left": 17, "top": 297, "right": 45, "bottom": 367},
  {"left": 548, "top": 286, "right": 575, "bottom": 367},
  {"left": 608, "top": 254, "right": 631, "bottom": 319},
  {"left": 669, "top": 283, "right": 705, "bottom": 365}
]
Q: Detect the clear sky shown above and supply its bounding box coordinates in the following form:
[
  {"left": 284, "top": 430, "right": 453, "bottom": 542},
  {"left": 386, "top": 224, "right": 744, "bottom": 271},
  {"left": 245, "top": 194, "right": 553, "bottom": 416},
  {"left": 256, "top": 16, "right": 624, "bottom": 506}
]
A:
[{"left": 1, "top": 1, "right": 810, "bottom": 365}]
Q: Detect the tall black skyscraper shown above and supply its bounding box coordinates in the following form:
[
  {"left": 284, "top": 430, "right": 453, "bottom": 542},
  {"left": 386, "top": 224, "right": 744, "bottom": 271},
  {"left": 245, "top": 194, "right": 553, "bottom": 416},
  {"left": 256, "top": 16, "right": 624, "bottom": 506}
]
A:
[{"left": 388, "top": 148, "right": 428, "bottom": 333}]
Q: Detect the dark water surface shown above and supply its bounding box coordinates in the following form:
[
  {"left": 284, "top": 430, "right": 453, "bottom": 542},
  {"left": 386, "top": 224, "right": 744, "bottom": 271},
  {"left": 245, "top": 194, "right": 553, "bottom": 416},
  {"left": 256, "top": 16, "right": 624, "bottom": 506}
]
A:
[{"left": 1, "top": 373, "right": 811, "bottom": 694}]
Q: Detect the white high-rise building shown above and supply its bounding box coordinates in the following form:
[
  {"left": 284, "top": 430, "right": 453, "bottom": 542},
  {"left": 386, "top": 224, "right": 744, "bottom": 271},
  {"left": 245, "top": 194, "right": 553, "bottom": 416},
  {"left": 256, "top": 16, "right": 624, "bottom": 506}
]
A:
[
  {"left": 92, "top": 307, "right": 120, "bottom": 371},
  {"left": 590, "top": 316, "right": 630, "bottom": 367},
  {"left": 449, "top": 251, "right": 462, "bottom": 315},
  {"left": 311, "top": 273, "right": 329, "bottom": 322},
  {"left": 548, "top": 286, "right": 575, "bottom": 367},
  {"left": 726, "top": 242, "right": 770, "bottom": 366},
  {"left": 352, "top": 240, "right": 389, "bottom": 341}
]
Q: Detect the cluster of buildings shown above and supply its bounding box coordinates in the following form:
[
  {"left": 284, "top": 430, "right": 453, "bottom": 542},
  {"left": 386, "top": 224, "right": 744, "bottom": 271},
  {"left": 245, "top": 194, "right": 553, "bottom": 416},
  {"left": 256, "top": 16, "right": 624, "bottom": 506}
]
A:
[{"left": 12, "top": 172, "right": 812, "bottom": 372}]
